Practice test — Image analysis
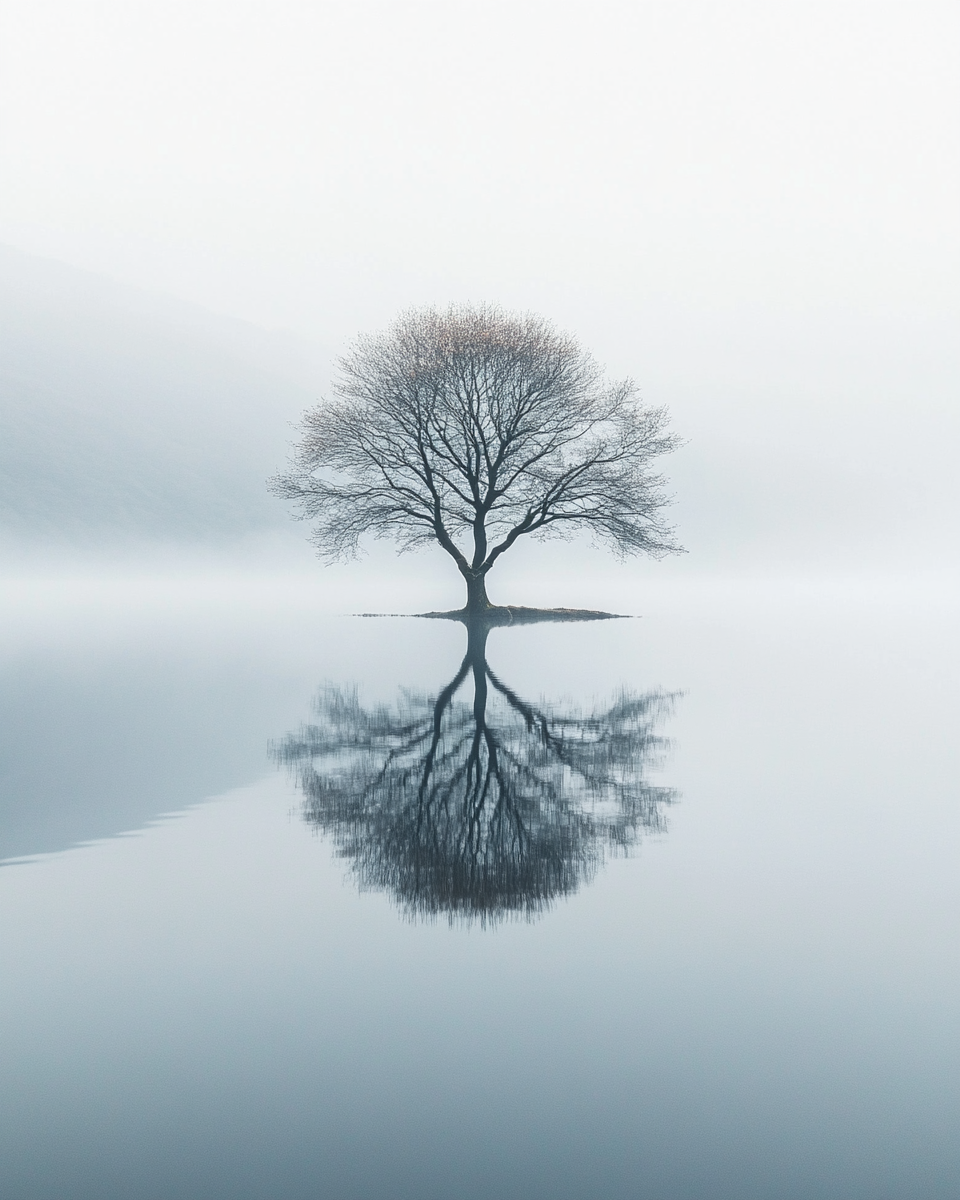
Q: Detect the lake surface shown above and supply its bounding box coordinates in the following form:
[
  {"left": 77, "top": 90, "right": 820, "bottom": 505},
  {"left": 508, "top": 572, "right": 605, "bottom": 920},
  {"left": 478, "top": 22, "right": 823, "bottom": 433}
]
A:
[{"left": 2, "top": 574, "right": 959, "bottom": 1199}]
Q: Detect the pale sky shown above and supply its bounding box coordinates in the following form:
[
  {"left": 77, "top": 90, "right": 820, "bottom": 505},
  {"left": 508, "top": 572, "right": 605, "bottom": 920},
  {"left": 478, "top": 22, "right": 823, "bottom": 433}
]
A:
[{"left": 2, "top": 1, "right": 956, "bottom": 337}]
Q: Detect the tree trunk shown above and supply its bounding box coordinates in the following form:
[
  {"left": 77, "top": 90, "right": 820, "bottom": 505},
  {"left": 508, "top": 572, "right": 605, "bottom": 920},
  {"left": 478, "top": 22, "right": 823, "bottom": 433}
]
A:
[
  {"left": 466, "top": 620, "right": 490, "bottom": 724},
  {"left": 462, "top": 570, "right": 491, "bottom": 616}
]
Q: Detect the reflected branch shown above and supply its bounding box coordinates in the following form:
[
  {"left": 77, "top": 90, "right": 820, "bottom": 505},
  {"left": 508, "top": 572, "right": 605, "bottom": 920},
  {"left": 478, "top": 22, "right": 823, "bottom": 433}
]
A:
[{"left": 274, "top": 622, "right": 678, "bottom": 925}]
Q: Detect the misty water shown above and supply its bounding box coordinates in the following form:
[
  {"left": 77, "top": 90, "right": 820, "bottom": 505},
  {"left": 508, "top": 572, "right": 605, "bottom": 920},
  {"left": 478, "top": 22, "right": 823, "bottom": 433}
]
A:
[{"left": 2, "top": 574, "right": 959, "bottom": 1200}]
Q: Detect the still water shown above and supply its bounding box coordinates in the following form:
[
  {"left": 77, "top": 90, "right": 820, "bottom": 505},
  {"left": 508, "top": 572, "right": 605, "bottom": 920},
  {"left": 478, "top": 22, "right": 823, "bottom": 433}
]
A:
[{"left": 2, "top": 575, "right": 959, "bottom": 1199}]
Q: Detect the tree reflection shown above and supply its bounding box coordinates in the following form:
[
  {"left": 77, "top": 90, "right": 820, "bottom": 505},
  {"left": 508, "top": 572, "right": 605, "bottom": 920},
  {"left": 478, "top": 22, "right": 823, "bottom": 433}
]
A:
[{"left": 275, "top": 620, "right": 677, "bottom": 925}]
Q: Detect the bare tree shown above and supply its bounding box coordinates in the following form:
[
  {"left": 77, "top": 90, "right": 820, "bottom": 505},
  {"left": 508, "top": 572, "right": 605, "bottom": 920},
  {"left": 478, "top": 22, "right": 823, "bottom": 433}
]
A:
[{"left": 271, "top": 305, "right": 682, "bottom": 615}]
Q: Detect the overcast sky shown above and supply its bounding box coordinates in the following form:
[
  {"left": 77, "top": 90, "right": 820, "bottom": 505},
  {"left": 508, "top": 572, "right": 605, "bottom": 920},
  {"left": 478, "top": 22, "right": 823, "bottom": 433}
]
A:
[
  {"left": 1, "top": 1, "right": 958, "bottom": 574},
  {"left": 1, "top": 1, "right": 955, "bottom": 334}
]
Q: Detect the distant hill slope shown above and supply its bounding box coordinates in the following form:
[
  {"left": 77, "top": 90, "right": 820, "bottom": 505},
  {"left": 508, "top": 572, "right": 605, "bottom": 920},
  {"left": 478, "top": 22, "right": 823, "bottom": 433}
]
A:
[{"left": 0, "top": 246, "right": 329, "bottom": 545}]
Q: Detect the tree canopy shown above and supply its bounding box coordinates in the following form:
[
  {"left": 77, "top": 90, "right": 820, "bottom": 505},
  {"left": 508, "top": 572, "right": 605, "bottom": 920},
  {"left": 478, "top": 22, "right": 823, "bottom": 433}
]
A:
[{"left": 272, "top": 305, "right": 682, "bottom": 612}]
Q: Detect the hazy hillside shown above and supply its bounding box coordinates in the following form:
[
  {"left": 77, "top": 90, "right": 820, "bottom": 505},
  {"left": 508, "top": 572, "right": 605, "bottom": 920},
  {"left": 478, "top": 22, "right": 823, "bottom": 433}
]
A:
[{"left": 0, "top": 246, "right": 329, "bottom": 547}]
